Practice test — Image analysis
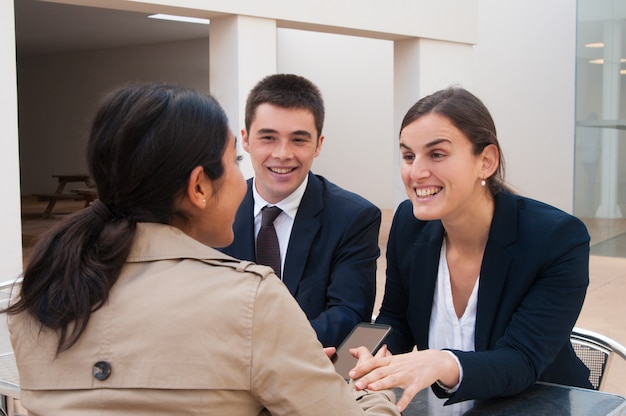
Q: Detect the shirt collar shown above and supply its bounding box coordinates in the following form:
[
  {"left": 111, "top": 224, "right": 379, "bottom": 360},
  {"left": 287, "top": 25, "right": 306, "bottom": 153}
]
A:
[{"left": 252, "top": 174, "right": 309, "bottom": 220}]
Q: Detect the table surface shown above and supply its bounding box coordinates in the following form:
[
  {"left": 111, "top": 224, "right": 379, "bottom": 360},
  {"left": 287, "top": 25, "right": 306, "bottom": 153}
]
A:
[{"left": 401, "top": 382, "right": 626, "bottom": 416}]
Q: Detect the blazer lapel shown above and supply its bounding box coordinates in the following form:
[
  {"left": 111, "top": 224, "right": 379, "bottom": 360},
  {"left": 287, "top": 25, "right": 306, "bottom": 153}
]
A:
[
  {"left": 231, "top": 180, "right": 256, "bottom": 262},
  {"left": 282, "top": 173, "right": 322, "bottom": 295},
  {"left": 475, "top": 192, "right": 517, "bottom": 350},
  {"left": 411, "top": 222, "right": 445, "bottom": 349}
]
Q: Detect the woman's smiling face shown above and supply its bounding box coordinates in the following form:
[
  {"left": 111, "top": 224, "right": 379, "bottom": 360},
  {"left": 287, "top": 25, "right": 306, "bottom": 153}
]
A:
[{"left": 399, "top": 112, "right": 487, "bottom": 222}]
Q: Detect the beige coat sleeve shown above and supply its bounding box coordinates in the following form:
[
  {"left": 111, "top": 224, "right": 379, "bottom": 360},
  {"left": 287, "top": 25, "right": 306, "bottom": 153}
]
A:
[{"left": 249, "top": 275, "right": 399, "bottom": 416}]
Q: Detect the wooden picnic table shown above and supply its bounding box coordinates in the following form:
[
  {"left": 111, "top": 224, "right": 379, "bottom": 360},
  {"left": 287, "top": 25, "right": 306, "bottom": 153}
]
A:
[{"left": 33, "top": 174, "right": 95, "bottom": 218}]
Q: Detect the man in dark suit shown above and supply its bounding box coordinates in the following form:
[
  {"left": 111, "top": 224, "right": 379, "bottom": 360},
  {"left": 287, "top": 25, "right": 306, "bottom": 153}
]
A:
[{"left": 220, "top": 74, "right": 381, "bottom": 347}]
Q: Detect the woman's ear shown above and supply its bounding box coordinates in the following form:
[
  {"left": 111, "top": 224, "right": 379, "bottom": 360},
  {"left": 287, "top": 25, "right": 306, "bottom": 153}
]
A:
[
  {"left": 186, "top": 166, "right": 213, "bottom": 209},
  {"left": 480, "top": 144, "right": 499, "bottom": 179}
]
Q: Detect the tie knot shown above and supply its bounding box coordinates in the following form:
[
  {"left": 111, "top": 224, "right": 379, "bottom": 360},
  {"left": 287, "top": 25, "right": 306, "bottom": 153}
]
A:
[{"left": 261, "top": 205, "right": 282, "bottom": 226}]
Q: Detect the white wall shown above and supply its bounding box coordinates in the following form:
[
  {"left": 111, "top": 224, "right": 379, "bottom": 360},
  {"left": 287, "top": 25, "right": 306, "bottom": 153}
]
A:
[
  {"left": 277, "top": 29, "right": 394, "bottom": 208},
  {"left": 1, "top": 0, "right": 23, "bottom": 281},
  {"left": 473, "top": 0, "right": 577, "bottom": 212}
]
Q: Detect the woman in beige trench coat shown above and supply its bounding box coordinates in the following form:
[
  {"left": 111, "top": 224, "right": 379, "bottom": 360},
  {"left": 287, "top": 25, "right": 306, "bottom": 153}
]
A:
[{"left": 4, "top": 84, "right": 399, "bottom": 416}]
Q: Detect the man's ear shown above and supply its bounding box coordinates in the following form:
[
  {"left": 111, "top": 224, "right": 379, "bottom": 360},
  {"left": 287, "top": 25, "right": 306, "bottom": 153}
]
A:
[
  {"left": 314, "top": 134, "right": 325, "bottom": 158},
  {"left": 241, "top": 128, "right": 251, "bottom": 153},
  {"left": 186, "top": 166, "right": 213, "bottom": 209}
]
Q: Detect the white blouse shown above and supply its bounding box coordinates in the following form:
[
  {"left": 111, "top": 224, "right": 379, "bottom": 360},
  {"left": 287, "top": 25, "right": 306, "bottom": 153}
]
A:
[{"left": 428, "top": 239, "right": 480, "bottom": 391}]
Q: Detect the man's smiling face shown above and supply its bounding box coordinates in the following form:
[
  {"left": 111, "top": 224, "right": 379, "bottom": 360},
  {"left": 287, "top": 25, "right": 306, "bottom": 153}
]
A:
[{"left": 242, "top": 103, "right": 324, "bottom": 204}]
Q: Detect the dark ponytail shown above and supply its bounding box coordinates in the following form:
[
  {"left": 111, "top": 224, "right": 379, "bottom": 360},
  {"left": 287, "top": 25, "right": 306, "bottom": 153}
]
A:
[{"left": 5, "top": 84, "right": 230, "bottom": 352}]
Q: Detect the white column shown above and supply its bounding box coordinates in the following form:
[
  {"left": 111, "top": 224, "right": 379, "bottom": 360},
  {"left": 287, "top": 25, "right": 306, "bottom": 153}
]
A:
[
  {"left": 0, "top": 1, "right": 23, "bottom": 281},
  {"left": 209, "top": 15, "right": 277, "bottom": 179},
  {"left": 595, "top": 20, "right": 622, "bottom": 218},
  {"left": 393, "top": 39, "right": 422, "bottom": 206}
]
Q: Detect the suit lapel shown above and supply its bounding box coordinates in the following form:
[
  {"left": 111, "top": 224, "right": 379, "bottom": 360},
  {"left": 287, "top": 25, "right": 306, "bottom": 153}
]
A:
[
  {"left": 230, "top": 180, "right": 256, "bottom": 262},
  {"left": 475, "top": 192, "right": 518, "bottom": 350},
  {"left": 282, "top": 173, "right": 322, "bottom": 295},
  {"left": 411, "top": 221, "right": 445, "bottom": 349}
]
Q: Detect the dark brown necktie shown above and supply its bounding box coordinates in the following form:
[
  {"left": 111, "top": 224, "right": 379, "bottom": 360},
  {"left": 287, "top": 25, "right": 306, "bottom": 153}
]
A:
[{"left": 256, "top": 205, "right": 282, "bottom": 278}]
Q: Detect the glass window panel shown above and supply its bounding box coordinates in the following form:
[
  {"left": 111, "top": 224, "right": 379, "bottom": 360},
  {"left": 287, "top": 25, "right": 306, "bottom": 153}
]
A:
[{"left": 575, "top": 0, "right": 626, "bottom": 256}]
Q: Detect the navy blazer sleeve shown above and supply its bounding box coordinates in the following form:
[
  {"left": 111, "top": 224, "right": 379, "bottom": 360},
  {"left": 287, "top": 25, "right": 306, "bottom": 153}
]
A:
[
  {"left": 306, "top": 198, "right": 381, "bottom": 347},
  {"left": 291, "top": 175, "right": 381, "bottom": 347},
  {"left": 377, "top": 192, "right": 591, "bottom": 404}
]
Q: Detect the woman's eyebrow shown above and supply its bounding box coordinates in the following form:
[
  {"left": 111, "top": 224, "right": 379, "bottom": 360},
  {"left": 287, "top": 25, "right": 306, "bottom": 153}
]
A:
[
  {"left": 400, "top": 137, "right": 450, "bottom": 151},
  {"left": 424, "top": 138, "right": 451, "bottom": 148}
]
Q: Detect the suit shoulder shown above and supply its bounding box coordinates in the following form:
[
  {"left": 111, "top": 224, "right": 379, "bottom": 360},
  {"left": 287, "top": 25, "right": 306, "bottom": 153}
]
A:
[
  {"left": 495, "top": 193, "right": 589, "bottom": 245},
  {"left": 314, "top": 174, "right": 379, "bottom": 212},
  {"left": 513, "top": 194, "right": 586, "bottom": 228}
]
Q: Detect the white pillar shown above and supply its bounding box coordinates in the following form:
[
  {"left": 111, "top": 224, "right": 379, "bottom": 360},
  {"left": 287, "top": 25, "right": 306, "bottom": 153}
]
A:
[
  {"left": 1, "top": 1, "right": 23, "bottom": 282},
  {"left": 393, "top": 39, "right": 422, "bottom": 206},
  {"left": 209, "top": 15, "right": 277, "bottom": 179},
  {"left": 595, "top": 20, "right": 622, "bottom": 218}
]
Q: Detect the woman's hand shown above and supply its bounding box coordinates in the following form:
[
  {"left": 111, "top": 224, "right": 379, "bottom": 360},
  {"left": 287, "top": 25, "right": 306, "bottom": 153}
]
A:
[
  {"left": 348, "top": 348, "right": 460, "bottom": 412},
  {"left": 323, "top": 347, "right": 336, "bottom": 360}
]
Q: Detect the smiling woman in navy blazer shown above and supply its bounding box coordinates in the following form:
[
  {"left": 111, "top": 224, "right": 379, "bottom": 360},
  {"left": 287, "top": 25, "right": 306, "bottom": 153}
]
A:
[{"left": 350, "top": 87, "right": 591, "bottom": 412}]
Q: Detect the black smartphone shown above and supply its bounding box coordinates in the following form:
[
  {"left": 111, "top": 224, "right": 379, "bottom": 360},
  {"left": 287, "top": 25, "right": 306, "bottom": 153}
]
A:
[{"left": 332, "top": 322, "right": 392, "bottom": 380}]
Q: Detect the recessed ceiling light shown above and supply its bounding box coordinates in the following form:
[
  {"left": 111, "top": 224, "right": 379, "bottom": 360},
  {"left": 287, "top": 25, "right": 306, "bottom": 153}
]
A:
[
  {"left": 621, "top": 69, "right": 626, "bottom": 75},
  {"left": 585, "top": 42, "right": 604, "bottom": 48},
  {"left": 148, "top": 14, "right": 210, "bottom": 25}
]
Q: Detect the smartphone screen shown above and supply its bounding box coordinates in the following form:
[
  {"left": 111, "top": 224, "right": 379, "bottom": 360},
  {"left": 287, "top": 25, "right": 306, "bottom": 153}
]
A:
[{"left": 332, "top": 322, "right": 391, "bottom": 380}]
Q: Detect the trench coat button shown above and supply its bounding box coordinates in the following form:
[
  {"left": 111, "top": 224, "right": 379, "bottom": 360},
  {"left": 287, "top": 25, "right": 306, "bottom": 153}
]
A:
[{"left": 93, "top": 361, "right": 112, "bottom": 380}]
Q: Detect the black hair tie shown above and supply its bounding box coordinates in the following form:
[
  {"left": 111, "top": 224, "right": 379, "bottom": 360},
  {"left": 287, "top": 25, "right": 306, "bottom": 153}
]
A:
[{"left": 90, "top": 199, "right": 112, "bottom": 221}]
